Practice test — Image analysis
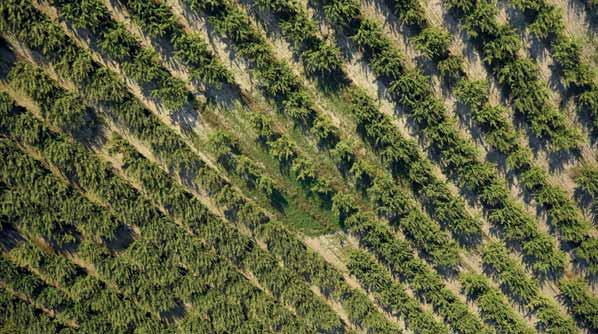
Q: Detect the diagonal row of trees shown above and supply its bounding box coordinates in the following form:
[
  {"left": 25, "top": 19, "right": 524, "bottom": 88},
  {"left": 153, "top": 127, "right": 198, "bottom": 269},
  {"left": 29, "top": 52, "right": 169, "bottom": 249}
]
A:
[
  {"left": 0, "top": 2, "right": 398, "bottom": 331},
  {"left": 500, "top": 0, "right": 598, "bottom": 132},
  {"left": 2, "top": 49, "right": 344, "bottom": 333},
  {"left": 313, "top": 0, "right": 598, "bottom": 284}
]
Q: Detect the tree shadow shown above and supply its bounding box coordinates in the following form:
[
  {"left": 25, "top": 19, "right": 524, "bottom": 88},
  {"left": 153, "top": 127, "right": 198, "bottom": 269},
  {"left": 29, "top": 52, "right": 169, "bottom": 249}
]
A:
[
  {"left": 159, "top": 298, "right": 188, "bottom": 322},
  {"left": 104, "top": 224, "right": 135, "bottom": 252},
  {"left": 0, "top": 225, "right": 25, "bottom": 253}
]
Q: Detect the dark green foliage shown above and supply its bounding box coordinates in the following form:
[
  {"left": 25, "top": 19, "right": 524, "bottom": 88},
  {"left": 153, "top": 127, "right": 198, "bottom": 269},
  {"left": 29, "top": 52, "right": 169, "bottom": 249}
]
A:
[
  {"left": 122, "top": 48, "right": 163, "bottom": 83},
  {"left": 438, "top": 54, "right": 465, "bottom": 82},
  {"left": 2, "top": 1, "right": 399, "bottom": 327},
  {"left": 481, "top": 26, "right": 521, "bottom": 66},
  {"left": 454, "top": 79, "right": 489, "bottom": 110},
  {"left": 559, "top": 279, "right": 598, "bottom": 330},
  {"left": 123, "top": 0, "right": 178, "bottom": 37},
  {"left": 528, "top": 5, "right": 564, "bottom": 39},
  {"left": 482, "top": 243, "right": 577, "bottom": 334},
  {"left": 0, "top": 140, "right": 173, "bottom": 330},
  {"left": 112, "top": 138, "right": 343, "bottom": 333},
  {"left": 322, "top": 0, "right": 360, "bottom": 26},
  {"left": 352, "top": 19, "right": 389, "bottom": 53},
  {"left": 51, "top": 0, "right": 191, "bottom": 110},
  {"left": 53, "top": 0, "right": 110, "bottom": 34},
  {"left": 334, "top": 200, "right": 487, "bottom": 334},
  {"left": 8, "top": 63, "right": 90, "bottom": 136},
  {"left": 1, "top": 77, "right": 313, "bottom": 333},
  {"left": 311, "top": 115, "right": 339, "bottom": 147},
  {"left": 578, "top": 89, "right": 598, "bottom": 128},
  {"left": 455, "top": 76, "right": 594, "bottom": 267},
  {"left": 411, "top": 26, "right": 451, "bottom": 60},
  {"left": 171, "top": 32, "right": 233, "bottom": 85},
  {"left": 0, "top": 252, "right": 136, "bottom": 333},
  {"left": 207, "top": 130, "right": 284, "bottom": 200},
  {"left": 553, "top": 37, "right": 595, "bottom": 87},
  {"left": 574, "top": 239, "right": 598, "bottom": 276},
  {"left": 388, "top": 0, "right": 426, "bottom": 25},
  {"left": 0, "top": 289, "right": 71, "bottom": 334},
  {"left": 97, "top": 23, "right": 138, "bottom": 61},
  {"left": 507, "top": 0, "right": 596, "bottom": 118},
  {"left": 269, "top": 135, "right": 298, "bottom": 163},
  {"left": 303, "top": 42, "right": 342, "bottom": 75},
  {"left": 446, "top": 0, "right": 584, "bottom": 150},
  {"left": 460, "top": 272, "right": 535, "bottom": 334},
  {"left": 574, "top": 164, "right": 598, "bottom": 199},
  {"left": 348, "top": 251, "right": 448, "bottom": 334}
]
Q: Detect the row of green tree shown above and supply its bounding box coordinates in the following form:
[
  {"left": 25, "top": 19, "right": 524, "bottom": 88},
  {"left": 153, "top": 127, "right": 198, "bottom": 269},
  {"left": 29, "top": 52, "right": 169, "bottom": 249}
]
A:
[
  {"left": 346, "top": 250, "right": 451, "bottom": 334},
  {"left": 249, "top": 110, "right": 463, "bottom": 270},
  {"left": 391, "top": 0, "right": 598, "bottom": 296},
  {"left": 312, "top": 2, "right": 590, "bottom": 331},
  {"left": 163, "top": 1, "right": 487, "bottom": 332},
  {"left": 388, "top": 0, "right": 595, "bottom": 137},
  {"left": 453, "top": 79, "right": 596, "bottom": 276},
  {"left": 150, "top": 2, "right": 492, "bottom": 332},
  {"left": 574, "top": 164, "right": 598, "bottom": 224},
  {"left": 506, "top": 0, "right": 598, "bottom": 132},
  {"left": 0, "top": 2, "right": 397, "bottom": 331},
  {"left": 48, "top": 0, "right": 192, "bottom": 111},
  {"left": 52, "top": 0, "right": 231, "bottom": 100},
  {"left": 207, "top": 131, "right": 281, "bottom": 202},
  {"left": 331, "top": 194, "right": 492, "bottom": 334},
  {"left": 4, "top": 53, "right": 334, "bottom": 331},
  {"left": 559, "top": 279, "right": 598, "bottom": 330},
  {"left": 0, "top": 287, "right": 73, "bottom": 333},
  {"left": 253, "top": 0, "right": 343, "bottom": 77},
  {"left": 316, "top": 0, "right": 585, "bottom": 280},
  {"left": 0, "top": 140, "right": 177, "bottom": 329},
  {"left": 444, "top": 0, "right": 583, "bottom": 150},
  {"left": 459, "top": 272, "right": 536, "bottom": 334},
  {"left": 0, "top": 92, "right": 309, "bottom": 332},
  {"left": 385, "top": 0, "right": 596, "bottom": 279},
  {"left": 191, "top": 0, "right": 474, "bottom": 271},
  {"left": 381, "top": 0, "right": 467, "bottom": 84},
  {"left": 390, "top": 0, "right": 598, "bottom": 280},
  {"left": 178, "top": 3, "right": 554, "bottom": 334},
  {"left": 184, "top": 0, "right": 340, "bottom": 145},
  {"left": 114, "top": 0, "right": 233, "bottom": 87},
  {"left": 58, "top": 0, "right": 336, "bottom": 234},
  {"left": 0, "top": 130, "right": 220, "bottom": 324},
  {"left": 109, "top": 135, "right": 345, "bottom": 333},
  {"left": 481, "top": 242, "right": 578, "bottom": 333},
  {"left": 0, "top": 253, "right": 130, "bottom": 333},
  {"left": 247, "top": 0, "right": 485, "bottom": 252}
]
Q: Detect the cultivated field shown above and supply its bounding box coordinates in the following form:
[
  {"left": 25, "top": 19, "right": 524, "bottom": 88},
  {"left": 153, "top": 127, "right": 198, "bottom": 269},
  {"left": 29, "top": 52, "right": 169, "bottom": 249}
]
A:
[{"left": 0, "top": 0, "right": 597, "bottom": 333}]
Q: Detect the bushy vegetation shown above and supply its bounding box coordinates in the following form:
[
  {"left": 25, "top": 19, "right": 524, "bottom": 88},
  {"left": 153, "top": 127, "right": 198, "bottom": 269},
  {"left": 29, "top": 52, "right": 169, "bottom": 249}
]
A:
[
  {"left": 0, "top": 288, "right": 74, "bottom": 333},
  {"left": 454, "top": 79, "right": 596, "bottom": 257},
  {"left": 574, "top": 163, "right": 598, "bottom": 222},
  {"left": 316, "top": 0, "right": 571, "bottom": 278},
  {"left": 445, "top": 0, "right": 583, "bottom": 150},
  {"left": 178, "top": 8, "right": 495, "bottom": 334},
  {"left": 481, "top": 243, "right": 577, "bottom": 333},
  {"left": 505, "top": 0, "right": 598, "bottom": 133},
  {"left": 0, "top": 2, "right": 402, "bottom": 332},
  {"left": 1, "top": 89, "right": 310, "bottom": 332},
  {"left": 347, "top": 250, "right": 450, "bottom": 334},
  {"left": 559, "top": 279, "right": 598, "bottom": 330},
  {"left": 460, "top": 272, "right": 535, "bottom": 334}
]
